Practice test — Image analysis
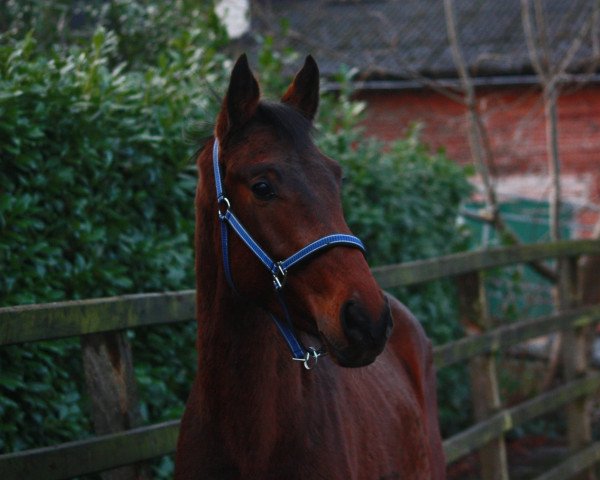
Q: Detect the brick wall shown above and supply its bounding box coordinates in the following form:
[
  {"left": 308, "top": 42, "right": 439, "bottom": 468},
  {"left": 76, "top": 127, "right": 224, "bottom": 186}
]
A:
[{"left": 357, "top": 85, "right": 600, "bottom": 236}]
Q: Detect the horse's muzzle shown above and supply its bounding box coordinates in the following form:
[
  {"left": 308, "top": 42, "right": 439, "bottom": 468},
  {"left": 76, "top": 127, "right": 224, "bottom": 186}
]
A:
[{"left": 336, "top": 297, "right": 393, "bottom": 367}]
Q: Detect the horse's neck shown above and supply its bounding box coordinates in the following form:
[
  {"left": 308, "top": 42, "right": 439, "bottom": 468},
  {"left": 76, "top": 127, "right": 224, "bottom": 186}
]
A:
[
  {"left": 193, "top": 159, "right": 309, "bottom": 445},
  {"left": 194, "top": 227, "right": 305, "bottom": 423},
  {"left": 195, "top": 289, "right": 308, "bottom": 450},
  {"left": 196, "top": 294, "right": 288, "bottom": 382}
]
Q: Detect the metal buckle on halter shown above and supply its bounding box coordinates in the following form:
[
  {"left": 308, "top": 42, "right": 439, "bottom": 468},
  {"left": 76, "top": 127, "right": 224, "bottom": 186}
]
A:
[
  {"left": 217, "top": 196, "right": 231, "bottom": 219},
  {"left": 272, "top": 262, "right": 287, "bottom": 291},
  {"left": 292, "top": 347, "right": 324, "bottom": 370}
]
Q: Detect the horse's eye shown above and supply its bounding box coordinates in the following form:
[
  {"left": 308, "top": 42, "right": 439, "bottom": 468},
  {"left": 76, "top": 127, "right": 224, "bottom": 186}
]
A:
[{"left": 251, "top": 181, "right": 275, "bottom": 200}]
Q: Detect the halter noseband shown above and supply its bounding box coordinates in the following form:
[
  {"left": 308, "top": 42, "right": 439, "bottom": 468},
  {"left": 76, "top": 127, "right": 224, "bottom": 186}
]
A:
[{"left": 212, "top": 139, "right": 366, "bottom": 369}]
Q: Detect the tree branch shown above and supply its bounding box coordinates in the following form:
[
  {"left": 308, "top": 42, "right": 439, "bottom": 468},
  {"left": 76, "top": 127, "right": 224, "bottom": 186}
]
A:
[{"left": 521, "top": 0, "right": 548, "bottom": 82}]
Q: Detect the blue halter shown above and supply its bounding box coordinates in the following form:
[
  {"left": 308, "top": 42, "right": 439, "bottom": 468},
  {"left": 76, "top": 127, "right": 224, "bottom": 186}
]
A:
[{"left": 212, "top": 139, "right": 366, "bottom": 369}]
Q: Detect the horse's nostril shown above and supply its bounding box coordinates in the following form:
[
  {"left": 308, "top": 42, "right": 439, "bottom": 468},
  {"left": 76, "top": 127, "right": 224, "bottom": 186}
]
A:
[
  {"left": 341, "top": 300, "right": 376, "bottom": 346},
  {"left": 341, "top": 300, "right": 393, "bottom": 348}
]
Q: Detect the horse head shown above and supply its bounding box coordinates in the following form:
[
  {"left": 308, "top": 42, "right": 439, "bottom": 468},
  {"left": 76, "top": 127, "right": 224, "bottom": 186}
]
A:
[{"left": 210, "top": 54, "right": 392, "bottom": 368}]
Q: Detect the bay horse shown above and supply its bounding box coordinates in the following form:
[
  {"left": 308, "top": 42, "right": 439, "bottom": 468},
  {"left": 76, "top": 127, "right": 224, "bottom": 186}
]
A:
[{"left": 175, "top": 54, "right": 445, "bottom": 479}]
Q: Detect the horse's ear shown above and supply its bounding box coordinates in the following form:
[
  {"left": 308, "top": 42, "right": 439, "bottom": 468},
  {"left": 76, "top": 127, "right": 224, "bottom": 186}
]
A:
[
  {"left": 281, "top": 55, "right": 320, "bottom": 121},
  {"left": 216, "top": 54, "right": 260, "bottom": 140}
]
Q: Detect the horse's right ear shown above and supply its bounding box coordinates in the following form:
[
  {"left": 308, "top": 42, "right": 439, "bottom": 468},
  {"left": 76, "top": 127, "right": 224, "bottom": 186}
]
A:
[{"left": 216, "top": 54, "right": 260, "bottom": 140}]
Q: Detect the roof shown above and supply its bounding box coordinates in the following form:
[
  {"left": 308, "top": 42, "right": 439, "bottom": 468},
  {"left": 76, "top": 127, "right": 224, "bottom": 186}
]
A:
[{"left": 249, "top": 0, "right": 599, "bottom": 85}]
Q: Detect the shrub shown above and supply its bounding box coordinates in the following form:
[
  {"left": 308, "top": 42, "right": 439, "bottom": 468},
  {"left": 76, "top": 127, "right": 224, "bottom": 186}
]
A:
[
  {"left": 0, "top": 24, "right": 225, "bottom": 454},
  {"left": 0, "top": 0, "right": 223, "bottom": 67}
]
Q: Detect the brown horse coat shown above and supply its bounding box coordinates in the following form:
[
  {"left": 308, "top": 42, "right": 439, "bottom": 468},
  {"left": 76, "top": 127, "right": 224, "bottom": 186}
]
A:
[{"left": 175, "top": 55, "right": 445, "bottom": 479}]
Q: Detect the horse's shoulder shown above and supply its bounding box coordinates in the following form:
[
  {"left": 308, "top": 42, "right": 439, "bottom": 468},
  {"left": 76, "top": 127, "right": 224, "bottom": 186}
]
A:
[
  {"left": 383, "top": 293, "right": 434, "bottom": 401},
  {"left": 384, "top": 293, "right": 446, "bottom": 478},
  {"left": 385, "top": 293, "right": 432, "bottom": 359}
]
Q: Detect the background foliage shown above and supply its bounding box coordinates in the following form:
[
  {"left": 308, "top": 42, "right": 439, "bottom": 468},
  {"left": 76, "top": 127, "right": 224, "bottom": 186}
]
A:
[
  {"left": 0, "top": 0, "right": 226, "bottom": 462},
  {"left": 0, "top": 0, "right": 472, "bottom": 473}
]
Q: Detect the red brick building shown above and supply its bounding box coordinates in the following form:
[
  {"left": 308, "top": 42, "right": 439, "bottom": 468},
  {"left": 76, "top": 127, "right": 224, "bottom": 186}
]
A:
[
  {"left": 358, "top": 85, "right": 600, "bottom": 234},
  {"left": 250, "top": 0, "right": 600, "bottom": 236}
]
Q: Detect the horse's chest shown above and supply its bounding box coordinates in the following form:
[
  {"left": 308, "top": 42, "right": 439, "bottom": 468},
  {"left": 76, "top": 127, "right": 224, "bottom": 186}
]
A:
[
  {"left": 271, "top": 374, "right": 431, "bottom": 479},
  {"left": 192, "top": 360, "right": 432, "bottom": 479}
]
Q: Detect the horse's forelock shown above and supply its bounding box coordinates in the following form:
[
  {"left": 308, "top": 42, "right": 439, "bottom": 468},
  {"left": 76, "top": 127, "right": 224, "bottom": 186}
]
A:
[
  {"left": 254, "top": 101, "right": 314, "bottom": 150},
  {"left": 199, "top": 100, "right": 314, "bottom": 161}
]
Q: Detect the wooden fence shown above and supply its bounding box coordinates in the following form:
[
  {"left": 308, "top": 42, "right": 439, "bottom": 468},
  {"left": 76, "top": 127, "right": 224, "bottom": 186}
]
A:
[{"left": 2, "top": 239, "right": 600, "bottom": 479}]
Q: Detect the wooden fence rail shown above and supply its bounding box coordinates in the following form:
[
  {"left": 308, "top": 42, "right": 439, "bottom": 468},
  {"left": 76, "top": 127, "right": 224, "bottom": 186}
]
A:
[{"left": 1, "top": 239, "right": 600, "bottom": 479}]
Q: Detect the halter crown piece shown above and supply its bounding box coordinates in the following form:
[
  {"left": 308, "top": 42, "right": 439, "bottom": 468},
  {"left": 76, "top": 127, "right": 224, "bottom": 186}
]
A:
[{"left": 212, "top": 139, "right": 366, "bottom": 369}]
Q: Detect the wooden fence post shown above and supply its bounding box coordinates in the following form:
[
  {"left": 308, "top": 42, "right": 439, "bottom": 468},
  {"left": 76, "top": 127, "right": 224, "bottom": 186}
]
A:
[
  {"left": 456, "top": 271, "right": 509, "bottom": 480},
  {"left": 559, "top": 256, "right": 594, "bottom": 480},
  {"left": 81, "top": 331, "right": 151, "bottom": 480}
]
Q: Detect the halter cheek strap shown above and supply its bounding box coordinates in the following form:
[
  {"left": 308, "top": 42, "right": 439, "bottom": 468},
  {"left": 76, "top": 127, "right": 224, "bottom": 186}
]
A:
[{"left": 212, "top": 139, "right": 366, "bottom": 369}]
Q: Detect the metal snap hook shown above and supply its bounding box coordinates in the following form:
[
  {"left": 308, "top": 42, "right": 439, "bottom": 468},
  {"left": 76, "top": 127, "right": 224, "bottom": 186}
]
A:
[{"left": 217, "top": 197, "right": 231, "bottom": 219}]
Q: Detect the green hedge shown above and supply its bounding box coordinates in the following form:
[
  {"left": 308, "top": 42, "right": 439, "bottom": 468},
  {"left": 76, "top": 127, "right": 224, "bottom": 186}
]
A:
[
  {"left": 0, "top": 21, "right": 226, "bottom": 456},
  {"left": 2, "top": 32, "right": 188, "bottom": 305},
  {"left": 0, "top": 0, "right": 224, "bottom": 67},
  {"left": 0, "top": 3, "right": 473, "bottom": 469}
]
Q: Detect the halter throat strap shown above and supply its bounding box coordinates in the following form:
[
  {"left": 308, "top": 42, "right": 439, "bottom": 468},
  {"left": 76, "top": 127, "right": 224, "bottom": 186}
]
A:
[{"left": 212, "top": 139, "right": 366, "bottom": 368}]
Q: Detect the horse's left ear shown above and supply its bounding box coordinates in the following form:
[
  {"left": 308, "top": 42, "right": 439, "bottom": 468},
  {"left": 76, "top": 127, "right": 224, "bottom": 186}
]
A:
[{"left": 281, "top": 55, "right": 320, "bottom": 121}]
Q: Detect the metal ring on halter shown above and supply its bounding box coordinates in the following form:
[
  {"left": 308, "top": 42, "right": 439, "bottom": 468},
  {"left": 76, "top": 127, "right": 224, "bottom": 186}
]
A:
[
  {"left": 217, "top": 197, "right": 231, "bottom": 219},
  {"left": 292, "top": 347, "right": 324, "bottom": 370},
  {"left": 272, "top": 262, "right": 287, "bottom": 291}
]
